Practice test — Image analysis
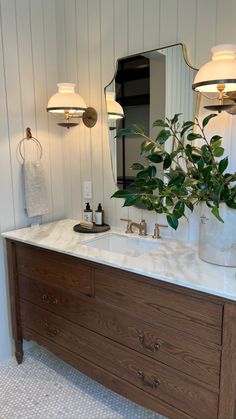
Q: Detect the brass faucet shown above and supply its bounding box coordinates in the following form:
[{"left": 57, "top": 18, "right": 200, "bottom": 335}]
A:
[
  {"left": 152, "top": 223, "right": 168, "bottom": 239},
  {"left": 121, "top": 219, "right": 147, "bottom": 236}
]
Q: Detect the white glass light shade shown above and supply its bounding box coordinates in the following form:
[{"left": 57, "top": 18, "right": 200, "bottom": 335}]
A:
[
  {"left": 106, "top": 92, "right": 124, "bottom": 120},
  {"left": 193, "top": 44, "right": 236, "bottom": 93},
  {"left": 47, "top": 83, "right": 87, "bottom": 114}
]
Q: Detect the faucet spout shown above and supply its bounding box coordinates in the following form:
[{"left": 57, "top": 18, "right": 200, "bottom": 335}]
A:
[{"left": 130, "top": 219, "right": 147, "bottom": 236}]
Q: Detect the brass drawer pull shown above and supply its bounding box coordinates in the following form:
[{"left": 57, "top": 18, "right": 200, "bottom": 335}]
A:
[
  {"left": 42, "top": 321, "right": 59, "bottom": 337},
  {"left": 138, "top": 334, "right": 161, "bottom": 353},
  {"left": 41, "top": 294, "right": 58, "bottom": 305},
  {"left": 137, "top": 370, "right": 160, "bottom": 389}
]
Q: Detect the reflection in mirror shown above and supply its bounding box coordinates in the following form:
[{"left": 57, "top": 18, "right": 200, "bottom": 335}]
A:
[{"left": 105, "top": 44, "right": 198, "bottom": 192}]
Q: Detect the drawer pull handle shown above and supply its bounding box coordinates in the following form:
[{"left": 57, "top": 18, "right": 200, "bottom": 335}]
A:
[
  {"left": 41, "top": 294, "right": 58, "bottom": 305},
  {"left": 138, "top": 334, "right": 161, "bottom": 353},
  {"left": 43, "top": 321, "right": 59, "bottom": 337},
  {"left": 137, "top": 370, "right": 160, "bottom": 389}
]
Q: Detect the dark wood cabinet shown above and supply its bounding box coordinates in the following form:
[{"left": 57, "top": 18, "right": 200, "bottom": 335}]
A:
[{"left": 6, "top": 239, "right": 236, "bottom": 419}]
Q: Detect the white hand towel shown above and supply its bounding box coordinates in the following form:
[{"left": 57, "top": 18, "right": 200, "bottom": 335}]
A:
[{"left": 23, "top": 160, "right": 49, "bottom": 217}]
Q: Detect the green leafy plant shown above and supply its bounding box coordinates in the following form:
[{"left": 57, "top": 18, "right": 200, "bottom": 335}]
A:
[{"left": 111, "top": 113, "right": 236, "bottom": 230}]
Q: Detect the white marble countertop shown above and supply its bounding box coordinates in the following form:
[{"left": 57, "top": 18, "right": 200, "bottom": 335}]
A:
[{"left": 2, "top": 218, "right": 236, "bottom": 301}]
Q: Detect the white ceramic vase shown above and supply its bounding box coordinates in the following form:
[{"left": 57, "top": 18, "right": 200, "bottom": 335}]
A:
[{"left": 199, "top": 202, "right": 236, "bottom": 267}]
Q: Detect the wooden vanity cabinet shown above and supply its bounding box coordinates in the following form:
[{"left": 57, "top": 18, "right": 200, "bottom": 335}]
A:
[{"left": 6, "top": 240, "right": 236, "bottom": 419}]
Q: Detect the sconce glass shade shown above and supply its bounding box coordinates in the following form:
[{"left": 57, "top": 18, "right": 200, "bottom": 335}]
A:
[
  {"left": 106, "top": 92, "right": 124, "bottom": 120},
  {"left": 192, "top": 44, "right": 236, "bottom": 93},
  {"left": 47, "top": 83, "right": 87, "bottom": 114}
]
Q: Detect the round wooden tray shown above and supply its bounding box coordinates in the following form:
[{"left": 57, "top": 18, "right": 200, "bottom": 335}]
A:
[{"left": 73, "top": 223, "right": 110, "bottom": 234}]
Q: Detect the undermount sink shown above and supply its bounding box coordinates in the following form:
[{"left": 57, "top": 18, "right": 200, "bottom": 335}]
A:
[{"left": 81, "top": 233, "right": 161, "bottom": 257}]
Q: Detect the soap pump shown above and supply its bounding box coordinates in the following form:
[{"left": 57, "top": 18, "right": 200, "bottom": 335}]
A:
[
  {"left": 95, "top": 203, "right": 104, "bottom": 226},
  {"left": 83, "top": 202, "right": 93, "bottom": 222}
]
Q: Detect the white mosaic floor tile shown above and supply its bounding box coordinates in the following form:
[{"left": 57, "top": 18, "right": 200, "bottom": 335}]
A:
[{"left": 0, "top": 345, "right": 167, "bottom": 419}]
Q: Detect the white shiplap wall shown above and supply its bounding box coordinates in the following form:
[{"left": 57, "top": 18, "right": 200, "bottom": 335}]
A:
[
  {"left": 55, "top": 0, "right": 236, "bottom": 239},
  {"left": 0, "top": 0, "right": 65, "bottom": 362}
]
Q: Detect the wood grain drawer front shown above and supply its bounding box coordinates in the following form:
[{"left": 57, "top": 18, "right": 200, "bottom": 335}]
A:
[
  {"left": 15, "top": 243, "right": 92, "bottom": 297},
  {"left": 19, "top": 275, "right": 220, "bottom": 390},
  {"left": 95, "top": 270, "right": 223, "bottom": 345},
  {"left": 20, "top": 301, "right": 218, "bottom": 419}
]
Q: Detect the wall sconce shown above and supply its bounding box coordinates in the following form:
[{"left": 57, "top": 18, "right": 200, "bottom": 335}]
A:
[
  {"left": 106, "top": 92, "right": 124, "bottom": 120},
  {"left": 47, "top": 83, "right": 97, "bottom": 128},
  {"left": 192, "top": 44, "right": 236, "bottom": 112}
]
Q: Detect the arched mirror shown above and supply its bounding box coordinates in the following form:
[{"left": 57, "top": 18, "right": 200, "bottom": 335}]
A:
[{"left": 105, "top": 43, "right": 198, "bottom": 191}]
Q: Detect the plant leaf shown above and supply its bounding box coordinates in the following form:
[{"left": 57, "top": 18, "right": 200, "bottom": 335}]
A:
[
  {"left": 171, "top": 113, "right": 182, "bottom": 124},
  {"left": 156, "top": 129, "right": 171, "bottom": 144},
  {"left": 211, "top": 206, "right": 224, "bottom": 222},
  {"left": 187, "top": 132, "right": 202, "bottom": 142},
  {"left": 166, "top": 196, "right": 174, "bottom": 207},
  {"left": 210, "top": 135, "right": 222, "bottom": 147},
  {"left": 111, "top": 190, "right": 132, "bottom": 198},
  {"left": 185, "top": 200, "right": 194, "bottom": 212},
  {"left": 115, "top": 127, "right": 135, "bottom": 137},
  {"left": 163, "top": 154, "right": 172, "bottom": 169},
  {"left": 147, "top": 153, "right": 163, "bottom": 163},
  {"left": 123, "top": 195, "right": 141, "bottom": 207},
  {"left": 181, "top": 121, "right": 195, "bottom": 136},
  {"left": 132, "top": 124, "right": 145, "bottom": 134},
  {"left": 141, "top": 140, "right": 154, "bottom": 154},
  {"left": 202, "top": 113, "right": 217, "bottom": 127},
  {"left": 152, "top": 119, "right": 168, "bottom": 127},
  {"left": 166, "top": 214, "right": 179, "bottom": 230},
  {"left": 213, "top": 147, "right": 224, "bottom": 157},
  {"left": 130, "top": 163, "right": 145, "bottom": 171},
  {"left": 137, "top": 169, "right": 149, "bottom": 178},
  {"left": 148, "top": 165, "right": 157, "bottom": 178},
  {"left": 219, "top": 157, "right": 228, "bottom": 174}
]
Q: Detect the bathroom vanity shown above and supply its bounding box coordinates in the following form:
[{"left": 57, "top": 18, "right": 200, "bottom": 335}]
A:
[{"left": 3, "top": 219, "right": 236, "bottom": 419}]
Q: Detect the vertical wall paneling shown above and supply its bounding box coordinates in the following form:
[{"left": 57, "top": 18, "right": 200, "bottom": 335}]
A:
[
  {"left": 126, "top": 0, "right": 145, "bottom": 225},
  {"left": 113, "top": 0, "right": 130, "bottom": 225},
  {"left": 159, "top": 0, "right": 178, "bottom": 47},
  {"left": 100, "top": 0, "right": 117, "bottom": 227},
  {"left": 42, "top": 0, "right": 65, "bottom": 221},
  {"left": 75, "top": 0, "right": 92, "bottom": 217},
  {"left": 127, "top": 0, "right": 144, "bottom": 53},
  {"left": 0, "top": 1, "right": 14, "bottom": 362},
  {"left": 0, "top": 0, "right": 65, "bottom": 362},
  {"left": 143, "top": 0, "right": 160, "bottom": 51},
  {"left": 64, "top": 0, "right": 82, "bottom": 219},
  {"left": 178, "top": 0, "right": 196, "bottom": 65},
  {"left": 216, "top": 0, "right": 236, "bottom": 44},
  {"left": 1, "top": 0, "right": 29, "bottom": 228},
  {"left": 87, "top": 0, "right": 104, "bottom": 211},
  {"left": 30, "top": 0, "right": 53, "bottom": 222},
  {"left": 195, "top": 0, "right": 217, "bottom": 67}
]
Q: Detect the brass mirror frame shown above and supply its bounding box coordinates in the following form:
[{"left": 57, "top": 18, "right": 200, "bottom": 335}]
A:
[{"left": 104, "top": 42, "right": 200, "bottom": 187}]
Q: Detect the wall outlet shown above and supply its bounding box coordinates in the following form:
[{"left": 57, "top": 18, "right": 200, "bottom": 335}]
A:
[{"left": 83, "top": 181, "right": 92, "bottom": 199}]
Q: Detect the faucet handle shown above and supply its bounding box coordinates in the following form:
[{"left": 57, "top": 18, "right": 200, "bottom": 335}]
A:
[
  {"left": 157, "top": 223, "right": 168, "bottom": 229},
  {"left": 152, "top": 223, "right": 168, "bottom": 239},
  {"left": 120, "top": 218, "right": 133, "bottom": 234}
]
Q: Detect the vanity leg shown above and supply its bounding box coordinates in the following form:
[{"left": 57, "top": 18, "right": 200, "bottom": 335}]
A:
[{"left": 15, "top": 340, "right": 23, "bottom": 364}]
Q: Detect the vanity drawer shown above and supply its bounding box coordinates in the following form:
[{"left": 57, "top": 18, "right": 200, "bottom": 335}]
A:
[
  {"left": 95, "top": 270, "right": 223, "bottom": 345},
  {"left": 21, "top": 301, "right": 219, "bottom": 419},
  {"left": 19, "top": 276, "right": 221, "bottom": 389},
  {"left": 19, "top": 274, "right": 220, "bottom": 389},
  {"left": 15, "top": 243, "right": 93, "bottom": 297}
]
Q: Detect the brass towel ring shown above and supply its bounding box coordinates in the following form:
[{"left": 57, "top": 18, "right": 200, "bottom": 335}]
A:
[{"left": 18, "top": 127, "right": 43, "bottom": 161}]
